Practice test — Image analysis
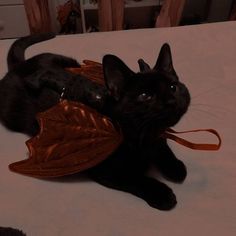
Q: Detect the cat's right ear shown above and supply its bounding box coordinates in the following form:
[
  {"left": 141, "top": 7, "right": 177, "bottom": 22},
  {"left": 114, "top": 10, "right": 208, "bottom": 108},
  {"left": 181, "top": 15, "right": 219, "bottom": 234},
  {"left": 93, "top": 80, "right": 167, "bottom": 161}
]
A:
[
  {"left": 103, "top": 55, "right": 134, "bottom": 101},
  {"left": 154, "top": 43, "right": 174, "bottom": 72}
]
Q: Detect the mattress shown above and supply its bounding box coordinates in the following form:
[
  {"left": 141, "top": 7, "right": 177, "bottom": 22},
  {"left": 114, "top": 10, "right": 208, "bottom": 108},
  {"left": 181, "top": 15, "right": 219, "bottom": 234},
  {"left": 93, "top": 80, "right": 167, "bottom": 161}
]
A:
[{"left": 0, "top": 21, "right": 235, "bottom": 235}]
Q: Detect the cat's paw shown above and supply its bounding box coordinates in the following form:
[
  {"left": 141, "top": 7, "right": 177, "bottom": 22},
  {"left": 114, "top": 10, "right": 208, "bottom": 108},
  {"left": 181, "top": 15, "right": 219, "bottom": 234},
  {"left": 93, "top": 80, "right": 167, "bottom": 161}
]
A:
[
  {"left": 147, "top": 186, "right": 177, "bottom": 210},
  {"left": 142, "top": 178, "right": 177, "bottom": 210},
  {"left": 154, "top": 140, "right": 187, "bottom": 183},
  {"left": 158, "top": 159, "right": 187, "bottom": 183}
]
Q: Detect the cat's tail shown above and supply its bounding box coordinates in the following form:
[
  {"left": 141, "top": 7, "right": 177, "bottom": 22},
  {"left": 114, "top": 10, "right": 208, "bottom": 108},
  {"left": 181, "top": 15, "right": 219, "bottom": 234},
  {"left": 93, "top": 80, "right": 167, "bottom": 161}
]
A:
[{"left": 7, "top": 32, "right": 55, "bottom": 70}]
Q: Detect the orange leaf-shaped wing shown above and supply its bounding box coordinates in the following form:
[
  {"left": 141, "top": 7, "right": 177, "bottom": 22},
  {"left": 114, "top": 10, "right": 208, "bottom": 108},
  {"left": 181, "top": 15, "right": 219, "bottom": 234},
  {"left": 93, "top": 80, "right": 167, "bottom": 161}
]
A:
[
  {"left": 9, "top": 100, "right": 123, "bottom": 178},
  {"left": 66, "top": 60, "right": 105, "bottom": 85}
]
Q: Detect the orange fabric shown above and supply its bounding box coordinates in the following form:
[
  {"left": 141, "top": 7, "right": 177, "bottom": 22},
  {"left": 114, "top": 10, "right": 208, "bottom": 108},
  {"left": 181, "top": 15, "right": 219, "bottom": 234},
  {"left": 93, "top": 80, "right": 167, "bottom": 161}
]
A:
[
  {"left": 9, "top": 100, "right": 122, "bottom": 178},
  {"left": 163, "top": 128, "right": 221, "bottom": 151},
  {"left": 67, "top": 60, "right": 104, "bottom": 85}
]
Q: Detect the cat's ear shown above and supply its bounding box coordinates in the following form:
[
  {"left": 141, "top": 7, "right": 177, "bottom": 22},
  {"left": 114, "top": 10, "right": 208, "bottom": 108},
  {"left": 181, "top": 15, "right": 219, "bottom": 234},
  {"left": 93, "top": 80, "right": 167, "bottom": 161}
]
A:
[
  {"left": 154, "top": 43, "right": 174, "bottom": 72},
  {"left": 103, "top": 55, "right": 134, "bottom": 100},
  {"left": 138, "top": 59, "right": 151, "bottom": 72}
]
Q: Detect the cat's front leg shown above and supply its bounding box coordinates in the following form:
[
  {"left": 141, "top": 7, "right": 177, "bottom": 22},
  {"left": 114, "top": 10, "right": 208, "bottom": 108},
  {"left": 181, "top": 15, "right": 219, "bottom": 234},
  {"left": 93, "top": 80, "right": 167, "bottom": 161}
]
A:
[
  {"left": 152, "top": 138, "right": 187, "bottom": 183},
  {"left": 89, "top": 169, "right": 177, "bottom": 210}
]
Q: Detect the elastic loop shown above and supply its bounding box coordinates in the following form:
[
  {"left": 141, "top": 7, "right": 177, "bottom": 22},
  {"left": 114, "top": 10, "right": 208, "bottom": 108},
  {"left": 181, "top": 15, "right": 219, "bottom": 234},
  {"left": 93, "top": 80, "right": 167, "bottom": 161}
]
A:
[{"left": 163, "top": 128, "right": 222, "bottom": 151}]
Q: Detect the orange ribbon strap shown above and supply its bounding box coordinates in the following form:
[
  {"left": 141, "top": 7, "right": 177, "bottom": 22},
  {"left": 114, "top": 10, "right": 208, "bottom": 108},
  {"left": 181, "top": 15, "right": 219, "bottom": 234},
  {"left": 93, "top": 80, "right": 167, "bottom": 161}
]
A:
[{"left": 163, "top": 128, "right": 222, "bottom": 151}]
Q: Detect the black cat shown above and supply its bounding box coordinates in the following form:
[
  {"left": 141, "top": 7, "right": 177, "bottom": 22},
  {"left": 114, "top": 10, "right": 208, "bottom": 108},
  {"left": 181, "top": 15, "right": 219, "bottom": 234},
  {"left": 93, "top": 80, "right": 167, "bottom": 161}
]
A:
[{"left": 0, "top": 34, "right": 190, "bottom": 210}]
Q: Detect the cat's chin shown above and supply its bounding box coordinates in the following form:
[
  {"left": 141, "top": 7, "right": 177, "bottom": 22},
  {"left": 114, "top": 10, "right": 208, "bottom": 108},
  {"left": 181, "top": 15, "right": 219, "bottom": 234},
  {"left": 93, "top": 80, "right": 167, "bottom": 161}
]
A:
[
  {"left": 169, "top": 106, "right": 189, "bottom": 127},
  {"left": 164, "top": 117, "right": 183, "bottom": 129}
]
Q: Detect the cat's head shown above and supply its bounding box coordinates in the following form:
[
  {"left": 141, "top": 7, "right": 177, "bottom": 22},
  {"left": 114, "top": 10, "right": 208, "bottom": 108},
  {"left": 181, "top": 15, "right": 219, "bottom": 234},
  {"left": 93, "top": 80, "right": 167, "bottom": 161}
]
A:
[{"left": 103, "top": 44, "right": 190, "bottom": 133}]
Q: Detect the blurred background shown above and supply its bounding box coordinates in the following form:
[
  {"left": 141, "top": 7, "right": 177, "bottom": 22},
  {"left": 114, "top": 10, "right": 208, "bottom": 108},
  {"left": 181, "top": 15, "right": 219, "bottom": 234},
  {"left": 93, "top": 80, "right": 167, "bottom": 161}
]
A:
[{"left": 0, "top": 0, "right": 235, "bottom": 39}]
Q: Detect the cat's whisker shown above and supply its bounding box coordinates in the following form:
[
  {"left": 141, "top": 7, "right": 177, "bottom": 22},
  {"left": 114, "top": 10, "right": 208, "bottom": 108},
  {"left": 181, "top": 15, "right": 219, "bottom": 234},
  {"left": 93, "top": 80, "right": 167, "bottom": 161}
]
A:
[
  {"left": 191, "top": 104, "right": 224, "bottom": 113},
  {"left": 188, "top": 107, "right": 222, "bottom": 119},
  {"left": 190, "top": 102, "right": 235, "bottom": 115},
  {"left": 193, "top": 103, "right": 233, "bottom": 111},
  {"left": 191, "top": 85, "right": 223, "bottom": 100}
]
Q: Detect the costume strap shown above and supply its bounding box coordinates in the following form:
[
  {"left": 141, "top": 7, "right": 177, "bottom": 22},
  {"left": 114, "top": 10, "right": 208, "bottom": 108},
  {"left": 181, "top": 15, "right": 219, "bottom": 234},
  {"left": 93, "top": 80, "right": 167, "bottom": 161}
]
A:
[{"left": 163, "top": 128, "right": 222, "bottom": 151}]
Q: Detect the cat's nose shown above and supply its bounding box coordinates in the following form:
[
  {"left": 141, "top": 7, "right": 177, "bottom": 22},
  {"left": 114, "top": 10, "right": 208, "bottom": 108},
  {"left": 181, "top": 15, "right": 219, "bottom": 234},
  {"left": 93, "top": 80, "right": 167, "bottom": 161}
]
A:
[{"left": 165, "top": 99, "right": 176, "bottom": 107}]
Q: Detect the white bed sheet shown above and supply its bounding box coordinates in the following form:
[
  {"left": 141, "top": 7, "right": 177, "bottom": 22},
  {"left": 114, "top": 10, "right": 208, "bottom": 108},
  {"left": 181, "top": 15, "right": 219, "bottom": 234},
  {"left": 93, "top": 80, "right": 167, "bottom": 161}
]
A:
[{"left": 0, "top": 22, "right": 235, "bottom": 236}]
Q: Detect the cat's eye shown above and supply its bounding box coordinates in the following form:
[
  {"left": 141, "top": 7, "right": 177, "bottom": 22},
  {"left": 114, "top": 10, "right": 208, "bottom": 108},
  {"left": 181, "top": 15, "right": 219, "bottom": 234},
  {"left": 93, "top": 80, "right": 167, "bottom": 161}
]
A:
[
  {"left": 138, "top": 93, "right": 152, "bottom": 102},
  {"left": 170, "top": 84, "right": 177, "bottom": 93}
]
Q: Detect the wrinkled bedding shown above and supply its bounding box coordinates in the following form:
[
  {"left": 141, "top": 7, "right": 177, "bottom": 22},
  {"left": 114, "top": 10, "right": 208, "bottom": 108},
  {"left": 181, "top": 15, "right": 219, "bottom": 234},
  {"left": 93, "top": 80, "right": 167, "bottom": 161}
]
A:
[{"left": 0, "top": 22, "right": 235, "bottom": 236}]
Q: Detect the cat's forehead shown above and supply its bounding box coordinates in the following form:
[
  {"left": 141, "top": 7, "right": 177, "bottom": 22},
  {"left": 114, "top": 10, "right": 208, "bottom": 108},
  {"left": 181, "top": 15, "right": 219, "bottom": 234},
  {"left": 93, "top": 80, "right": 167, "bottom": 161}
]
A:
[{"left": 135, "top": 70, "right": 178, "bottom": 83}]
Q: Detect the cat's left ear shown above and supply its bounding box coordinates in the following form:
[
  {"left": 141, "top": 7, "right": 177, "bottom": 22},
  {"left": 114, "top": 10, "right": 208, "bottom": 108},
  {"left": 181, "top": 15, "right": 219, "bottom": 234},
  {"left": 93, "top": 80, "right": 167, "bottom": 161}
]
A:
[
  {"left": 103, "top": 55, "right": 135, "bottom": 100},
  {"left": 154, "top": 43, "right": 174, "bottom": 72}
]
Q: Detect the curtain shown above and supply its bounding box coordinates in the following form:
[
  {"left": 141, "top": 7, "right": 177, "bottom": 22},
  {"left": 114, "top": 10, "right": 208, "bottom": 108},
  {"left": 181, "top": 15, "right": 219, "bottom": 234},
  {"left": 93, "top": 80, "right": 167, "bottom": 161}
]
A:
[
  {"left": 155, "top": 0, "right": 186, "bottom": 27},
  {"left": 23, "top": 0, "right": 52, "bottom": 34},
  {"left": 98, "top": 0, "right": 124, "bottom": 31}
]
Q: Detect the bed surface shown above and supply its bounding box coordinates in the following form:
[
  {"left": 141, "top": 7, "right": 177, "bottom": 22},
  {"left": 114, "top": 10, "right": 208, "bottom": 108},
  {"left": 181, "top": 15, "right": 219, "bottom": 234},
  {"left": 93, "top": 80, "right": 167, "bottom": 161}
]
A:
[{"left": 0, "top": 22, "right": 235, "bottom": 235}]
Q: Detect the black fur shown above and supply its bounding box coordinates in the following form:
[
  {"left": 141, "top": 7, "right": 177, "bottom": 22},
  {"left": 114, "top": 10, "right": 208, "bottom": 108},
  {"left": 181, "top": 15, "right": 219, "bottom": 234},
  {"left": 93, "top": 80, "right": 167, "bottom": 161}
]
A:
[
  {"left": 0, "top": 33, "right": 107, "bottom": 136},
  {"left": 0, "top": 227, "right": 26, "bottom": 236},
  {"left": 0, "top": 34, "right": 190, "bottom": 210}
]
